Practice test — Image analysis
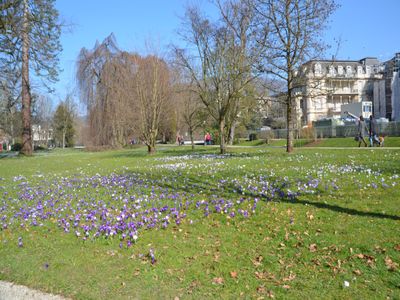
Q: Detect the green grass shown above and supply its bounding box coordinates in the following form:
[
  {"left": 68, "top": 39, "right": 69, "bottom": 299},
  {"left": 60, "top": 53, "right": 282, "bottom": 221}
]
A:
[
  {"left": 310, "top": 136, "right": 400, "bottom": 147},
  {"left": 235, "top": 138, "right": 304, "bottom": 147},
  {"left": 234, "top": 137, "right": 400, "bottom": 148},
  {"left": 0, "top": 146, "right": 399, "bottom": 299}
]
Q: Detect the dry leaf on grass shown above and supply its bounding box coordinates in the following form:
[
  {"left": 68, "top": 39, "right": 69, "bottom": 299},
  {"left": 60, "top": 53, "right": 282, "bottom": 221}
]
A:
[
  {"left": 283, "top": 271, "right": 296, "bottom": 282},
  {"left": 212, "top": 277, "right": 224, "bottom": 285},
  {"left": 309, "top": 244, "right": 317, "bottom": 252},
  {"left": 355, "top": 253, "right": 376, "bottom": 266},
  {"left": 384, "top": 256, "right": 398, "bottom": 271},
  {"left": 353, "top": 269, "right": 362, "bottom": 276},
  {"left": 253, "top": 255, "right": 263, "bottom": 266}
]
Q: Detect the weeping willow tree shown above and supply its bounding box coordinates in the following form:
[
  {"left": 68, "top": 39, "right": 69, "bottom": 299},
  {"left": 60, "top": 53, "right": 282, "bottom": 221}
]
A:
[
  {"left": 77, "top": 34, "right": 171, "bottom": 153},
  {"left": 76, "top": 34, "right": 133, "bottom": 147}
]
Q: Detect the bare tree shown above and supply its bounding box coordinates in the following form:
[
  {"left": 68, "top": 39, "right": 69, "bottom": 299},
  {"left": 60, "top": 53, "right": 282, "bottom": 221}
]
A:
[
  {"left": 131, "top": 55, "right": 171, "bottom": 154},
  {"left": 252, "top": 0, "right": 338, "bottom": 152},
  {"left": 178, "top": 82, "right": 209, "bottom": 149},
  {"left": 175, "top": 1, "right": 260, "bottom": 154},
  {"left": 31, "top": 94, "right": 53, "bottom": 147},
  {"left": 216, "top": 0, "right": 262, "bottom": 145}
]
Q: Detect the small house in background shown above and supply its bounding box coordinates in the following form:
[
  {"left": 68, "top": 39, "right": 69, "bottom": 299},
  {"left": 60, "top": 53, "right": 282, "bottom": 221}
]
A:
[{"left": 32, "top": 124, "right": 53, "bottom": 148}]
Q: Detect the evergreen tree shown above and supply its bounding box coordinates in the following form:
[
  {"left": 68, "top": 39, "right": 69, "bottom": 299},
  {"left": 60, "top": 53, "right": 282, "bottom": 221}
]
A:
[
  {"left": 52, "top": 101, "right": 75, "bottom": 148},
  {"left": 0, "top": 0, "right": 62, "bottom": 155}
]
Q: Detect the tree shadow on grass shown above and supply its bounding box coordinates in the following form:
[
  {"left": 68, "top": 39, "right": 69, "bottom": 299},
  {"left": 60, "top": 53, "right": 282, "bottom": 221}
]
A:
[
  {"left": 156, "top": 174, "right": 400, "bottom": 222},
  {"left": 121, "top": 165, "right": 400, "bottom": 221},
  {"left": 104, "top": 147, "right": 268, "bottom": 160},
  {"left": 280, "top": 197, "right": 400, "bottom": 221}
]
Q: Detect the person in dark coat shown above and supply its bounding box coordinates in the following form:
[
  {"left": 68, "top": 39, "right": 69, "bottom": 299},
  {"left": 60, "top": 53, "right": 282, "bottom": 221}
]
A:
[{"left": 357, "top": 116, "right": 368, "bottom": 147}]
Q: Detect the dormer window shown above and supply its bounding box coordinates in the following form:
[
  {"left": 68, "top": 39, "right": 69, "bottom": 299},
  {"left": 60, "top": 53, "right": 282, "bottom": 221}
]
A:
[
  {"left": 315, "top": 63, "right": 322, "bottom": 75},
  {"left": 329, "top": 65, "right": 335, "bottom": 76}
]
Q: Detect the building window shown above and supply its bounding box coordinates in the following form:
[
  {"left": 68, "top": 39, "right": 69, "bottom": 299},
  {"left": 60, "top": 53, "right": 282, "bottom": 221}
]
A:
[
  {"left": 363, "top": 105, "right": 372, "bottom": 113},
  {"left": 329, "top": 66, "right": 335, "bottom": 76},
  {"left": 346, "top": 66, "right": 352, "bottom": 76},
  {"left": 315, "top": 63, "right": 322, "bottom": 75},
  {"left": 338, "top": 66, "right": 343, "bottom": 75}
]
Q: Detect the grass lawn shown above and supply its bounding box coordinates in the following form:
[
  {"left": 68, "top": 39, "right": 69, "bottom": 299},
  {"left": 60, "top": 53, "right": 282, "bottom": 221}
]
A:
[
  {"left": 310, "top": 136, "right": 400, "bottom": 148},
  {"left": 0, "top": 146, "right": 399, "bottom": 299},
  {"left": 236, "top": 137, "right": 400, "bottom": 148}
]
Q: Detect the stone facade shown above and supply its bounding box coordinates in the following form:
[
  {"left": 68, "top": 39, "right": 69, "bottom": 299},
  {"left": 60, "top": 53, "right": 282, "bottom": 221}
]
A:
[
  {"left": 298, "top": 58, "right": 382, "bottom": 125},
  {"left": 381, "top": 53, "right": 400, "bottom": 120}
]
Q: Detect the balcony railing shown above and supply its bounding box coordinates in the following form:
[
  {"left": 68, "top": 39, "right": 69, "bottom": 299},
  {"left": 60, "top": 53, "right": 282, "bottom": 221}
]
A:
[{"left": 330, "top": 88, "right": 358, "bottom": 94}]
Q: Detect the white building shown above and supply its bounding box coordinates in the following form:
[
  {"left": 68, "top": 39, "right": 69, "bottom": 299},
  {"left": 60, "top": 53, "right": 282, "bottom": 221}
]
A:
[
  {"left": 298, "top": 57, "right": 382, "bottom": 125},
  {"left": 32, "top": 124, "right": 53, "bottom": 147},
  {"left": 379, "top": 52, "right": 400, "bottom": 120}
]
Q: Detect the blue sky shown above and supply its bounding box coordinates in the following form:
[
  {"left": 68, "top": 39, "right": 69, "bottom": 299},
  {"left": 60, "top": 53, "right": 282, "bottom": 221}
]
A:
[{"left": 54, "top": 0, "right": 400, "bottom": 102}]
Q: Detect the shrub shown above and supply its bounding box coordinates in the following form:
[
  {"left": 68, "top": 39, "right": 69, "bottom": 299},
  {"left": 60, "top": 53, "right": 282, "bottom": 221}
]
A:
[
  {"left": 34, "top": 145, "right": 48, "bottom": 151},
  {"left": 300, "top": 126, "right": 316, "bottom": 140},
  {"left": 248, "top": 133, "right": 257, "bottom": 141},
  {"left": 11, "top": 143, "right": 22, "bottom": 151},
  {"left": 259, "top": 130, "right": 275, "bottom": 144}
]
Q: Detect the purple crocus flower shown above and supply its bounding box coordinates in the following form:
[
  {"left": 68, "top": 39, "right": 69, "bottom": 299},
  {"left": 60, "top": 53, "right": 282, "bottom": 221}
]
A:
[
  {"left": 149, "top": 248, "right": 156, "bottom": 264},
  {"left": 18, "top": 237, "right": 23, "bottom": 247}
]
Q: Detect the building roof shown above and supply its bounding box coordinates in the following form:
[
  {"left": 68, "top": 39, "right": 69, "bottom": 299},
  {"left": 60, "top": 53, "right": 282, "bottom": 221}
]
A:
[{"left": 305, "top": 57, "right": 379, "bottom": 66}]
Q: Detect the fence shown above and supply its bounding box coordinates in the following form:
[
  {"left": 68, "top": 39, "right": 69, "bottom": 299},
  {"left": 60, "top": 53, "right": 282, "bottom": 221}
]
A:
[
  {"left": 312, "top": 121, "right": 400, "bottom": 138},
  {"left": 249, "top": 121, "right": 400, "bottom": 140}
]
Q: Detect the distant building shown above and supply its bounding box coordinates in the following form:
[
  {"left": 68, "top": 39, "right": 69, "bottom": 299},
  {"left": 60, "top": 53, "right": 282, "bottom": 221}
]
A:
[
  {"left": 32, "top": 124, "right": 53, "bottom": 147},
  {"left": 297, "top": 57, "right": 382, "bottom": 125},
  {"left": 377, "top": 53, "right": 400, "bottom": 120}
]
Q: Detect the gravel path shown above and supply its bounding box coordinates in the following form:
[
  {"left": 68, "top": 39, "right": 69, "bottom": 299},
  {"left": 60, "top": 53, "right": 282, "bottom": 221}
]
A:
[{"left": 0, "top": 281, "right": 69, "bottom": 300}]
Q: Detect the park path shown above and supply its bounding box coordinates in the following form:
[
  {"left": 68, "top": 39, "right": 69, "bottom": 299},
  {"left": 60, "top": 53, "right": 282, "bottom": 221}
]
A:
[{"left": 0, "top": 281, "right": 69, "bottom": 300}]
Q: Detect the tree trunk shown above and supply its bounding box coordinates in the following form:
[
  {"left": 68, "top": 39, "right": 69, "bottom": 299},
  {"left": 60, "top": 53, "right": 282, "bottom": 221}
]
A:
[
  {"left": 286, "top": 98, "right": 293, "bottom": 153},
  {"left": 228, "top": 121, "right": 237, "bottom": 145},
  {"left": 62, "top": 129, "right": 66, "bottom": 149},
  {"left": 11, "top": 121, "right": 15, "bottom": 145},
  {"left": 219, "top": 118, "right": 226, "bottom": 154},
  {"left": 147, "top": 144, "right": 156, "bottom": 155},
  {"left": 21, "top": 0, "right": 32, "bottom": 155},
  {"left": 189, "top": 128, "right": 195, "bottom": 150},
  {"left": 147, "top": 131, "right": 157, "bottom": 155}
]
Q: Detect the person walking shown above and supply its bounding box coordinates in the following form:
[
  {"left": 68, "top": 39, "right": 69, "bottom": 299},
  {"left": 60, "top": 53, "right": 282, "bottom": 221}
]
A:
[
  {"left": 369, "top": 115, "right": 380, "bottom": 147},
  {"left": 357, "top": 115, "right": 368, "bottom": 147},
  {"left": 204, "top": 132, "right": 211, "bottom": 145}
]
